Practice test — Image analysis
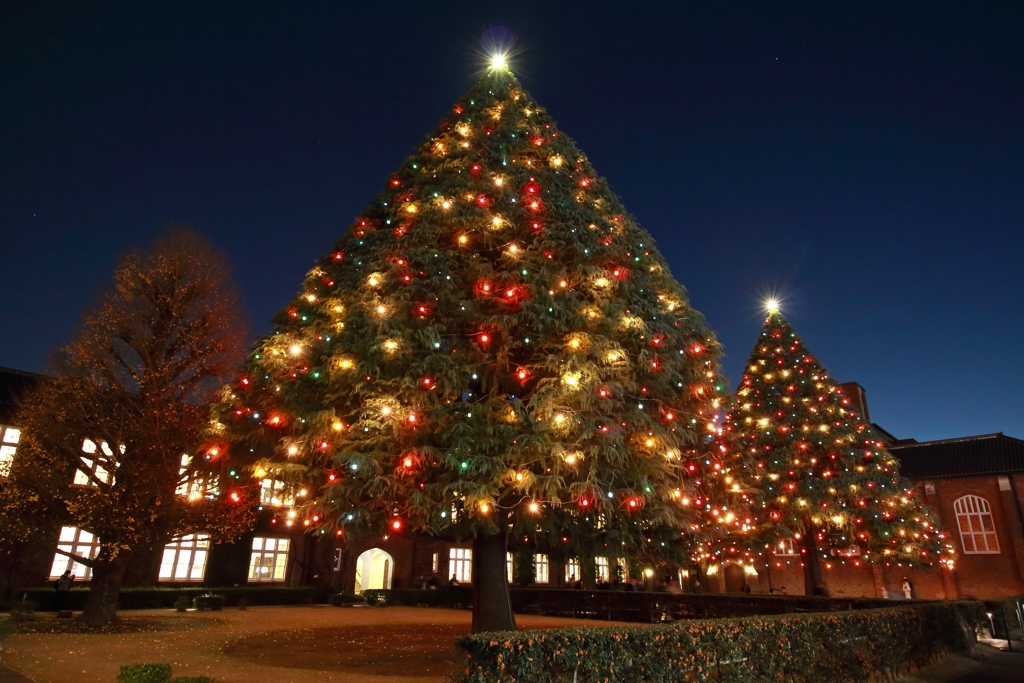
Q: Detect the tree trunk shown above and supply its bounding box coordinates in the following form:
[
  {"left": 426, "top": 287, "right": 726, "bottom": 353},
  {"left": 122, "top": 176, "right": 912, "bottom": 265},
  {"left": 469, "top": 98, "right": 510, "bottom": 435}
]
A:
[
  {"left": 80, "top": 552, "right": 131, "bottom": 627},
  {"left": 801, "top": 532, "right": 823, "bottom": 596},
  {"left": 471, "top": 531, "right": 517, "bottom": 633}
]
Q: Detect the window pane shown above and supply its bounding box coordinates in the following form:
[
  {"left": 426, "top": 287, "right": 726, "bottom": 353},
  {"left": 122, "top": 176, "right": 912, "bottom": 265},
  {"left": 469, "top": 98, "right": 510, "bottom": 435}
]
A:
[
  {"left": 248, "top": 552, "right": 261, "bottom": 579},
  {"left": 274, "top": 552, "right": 288, "bottom": 580},
  {"left": 159, "top": 548, "right": 177, "bottom": 579},
  {"left": 191, "top": 550, "right": 207, "bottom": 579},
  {"left": 252, "top": 537, "right": 263, "bottom": 550},
  {"left": 2, "top": 428, "right": 21, "bottom": 444},
  {"left": 278, "top": 539, "right": 289, "bottom": 552}
]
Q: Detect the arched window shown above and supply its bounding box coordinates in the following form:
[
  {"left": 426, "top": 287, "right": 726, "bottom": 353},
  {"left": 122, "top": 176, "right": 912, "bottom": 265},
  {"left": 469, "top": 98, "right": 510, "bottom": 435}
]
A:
[{"left": 954, "top": 495, "right": 999, "bottom": 554}]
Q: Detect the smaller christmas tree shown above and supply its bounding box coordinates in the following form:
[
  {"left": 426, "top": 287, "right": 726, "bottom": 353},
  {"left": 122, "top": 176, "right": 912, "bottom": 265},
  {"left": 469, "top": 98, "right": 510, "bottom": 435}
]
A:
[{"left": 732, "top": 305, "right": 954, "bottom": 594}]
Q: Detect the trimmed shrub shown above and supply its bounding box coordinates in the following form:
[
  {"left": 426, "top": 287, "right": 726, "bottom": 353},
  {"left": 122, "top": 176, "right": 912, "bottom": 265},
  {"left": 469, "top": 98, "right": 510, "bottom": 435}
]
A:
[
  {"left": 170, "top": 678, "right": 216, "bottom": 683},
  {"left": 192, "top": 595, "right": 224, "bottom": 611},
  {"left": 328, "top": 593, "right": 364, "bottom": 606},
  {"left": 11, "top": 586, "right": 332, "bottom": 611},
  {"left": 0, "top": 617, "right": 16, "bottom": 642},
  {"left": 174, "top": 596, "right": 190, "bottom": 612},
  {"left": 118, "top": 663, "right": 172, "bottom": 683},
  {"left": 453, "top": 601, "right": 986, "bottom": 683},
  {"left": 361, "top": 589, "right": 389, "bottom": 606}
]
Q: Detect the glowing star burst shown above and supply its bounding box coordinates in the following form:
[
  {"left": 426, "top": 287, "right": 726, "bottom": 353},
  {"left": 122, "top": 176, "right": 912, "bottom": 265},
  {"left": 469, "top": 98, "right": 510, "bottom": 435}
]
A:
[
  {"left": 765, "top": 298, "right": 780, "bottom": 313},
  {"left": 490, "top": 52, "right": 508, "bottom": 70}
]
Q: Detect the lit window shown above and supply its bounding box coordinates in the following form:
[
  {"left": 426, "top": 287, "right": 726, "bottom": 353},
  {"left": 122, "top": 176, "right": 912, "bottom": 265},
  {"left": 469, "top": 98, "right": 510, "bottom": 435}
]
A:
[
  {"left": 955, "top": 495, "right": 1000, "bottom": 554},
  {"left": 565, "top": 558, "right": 580, "bottom": 583},
  {"left": 595, "top": 556, "right": 609, "bottom": 582},
  {"left": 534, "top": 554, "right": 550, "bottom": 584},
  {"left": 506, "top": 552, "right": 513, "bottom": 582},
  {"left": 260, "top": 479, "right": 295, "bottom": 506},
  {"left": 159, "top": 535, "right": 210, "bottom": 581},
  {"left": 74, "top": 439, "right": 115, "bottom": 487},
  {"left": 776, "top": 539, "right": 797, "bottom": 556},
  {"left": 449, "top": 547, "right": 472, "bottom": 582},
  {"left": 176, "top": 455, "right": 219, "bottom": 499},
  {"left": 248, "top": 537, "right": 290, "bottom": 581},
  {"left": 616, "top": 557, "right": 628, "bottom": 581},
  {"left": 432, "top": 552, "right": 439, "bottom": 573},
  {"left": 0, "top": 426, "right": 20, "bottom": 476},
  {"left": 49, "top": 526, "right": 100, "bottom": 580},
  {"left": 2, "top": 427, "right": 21, "bottom": 444}
]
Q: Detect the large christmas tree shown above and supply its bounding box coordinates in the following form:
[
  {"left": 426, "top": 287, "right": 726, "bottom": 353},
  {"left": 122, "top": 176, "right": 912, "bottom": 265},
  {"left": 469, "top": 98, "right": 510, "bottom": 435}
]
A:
[
  {"left": 732, "top": 307, "right": 954, "bottom": 594},
  {"left": 214, "top": 60, "right": 739, "bottom": 632}
]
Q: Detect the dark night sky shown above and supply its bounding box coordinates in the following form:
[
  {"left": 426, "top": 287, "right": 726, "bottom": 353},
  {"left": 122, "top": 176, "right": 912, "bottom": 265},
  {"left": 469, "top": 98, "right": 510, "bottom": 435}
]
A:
[{"left": 2, "top": 2, "right": 1022, "bottom": 441}]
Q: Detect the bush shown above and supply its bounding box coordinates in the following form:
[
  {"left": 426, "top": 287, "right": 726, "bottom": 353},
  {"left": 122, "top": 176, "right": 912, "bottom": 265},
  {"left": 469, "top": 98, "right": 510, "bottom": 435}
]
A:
[
  {"left": 117, "top": 663, "right": 216, "bottom": 683},
  {"left": 11, "top": 586, "right": 333, "bottom": 611},
  {"left": 328, "top": 593, "right": 364, "bottom": 606},
  {"left": 361, "top": 589, "right": 389, "bottom": 606},
  {"left": 0, "top": 617, "right": 16, "bottom": 642},
  {"left": 453, "top": 601, "right": 986, "bottom": 683},
  {"left": 174, "top": 596, "right": 190, "bottom": 612},
  {"left": 118, "top": 663, "right": 172, "bottom": 683},
  {"left": 192, "top": 595, "right": 224, "bottom": 611}
]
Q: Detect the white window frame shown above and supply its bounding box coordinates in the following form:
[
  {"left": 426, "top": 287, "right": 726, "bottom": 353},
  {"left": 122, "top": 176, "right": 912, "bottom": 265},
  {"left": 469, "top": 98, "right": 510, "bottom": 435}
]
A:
[
  {"left": 535, "top": 554, "right": 550, "bottom": 584},
  {"left": 595, "top": 556, "right": 609, "bottom": 582},
  {"left": 248, "top": 536, "right": 290, "bottom": 582},
  {"left": 50, "top": 526, "right": 100, "bottom": 580},
  {"left": 955, "top": 495, "right": 1000, "bottom": 554},
  {"left": 565, "top": 558, "right": 580, "bottom": 583},
  {"left": 449, "top": 547, "right": 472, "bottom": 583},
  {"left": 159, "top": 534, "right": 210, "bottom": 582},
  {"left": 776, "top": 538, "right": 798, "bottom": 556}
]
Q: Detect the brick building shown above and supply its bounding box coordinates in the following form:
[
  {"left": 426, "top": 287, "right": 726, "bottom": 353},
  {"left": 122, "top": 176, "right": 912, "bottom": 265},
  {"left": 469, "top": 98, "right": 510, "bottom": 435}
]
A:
[{"left": 4, "top": 365, "right": 1023, "bottom": 601}]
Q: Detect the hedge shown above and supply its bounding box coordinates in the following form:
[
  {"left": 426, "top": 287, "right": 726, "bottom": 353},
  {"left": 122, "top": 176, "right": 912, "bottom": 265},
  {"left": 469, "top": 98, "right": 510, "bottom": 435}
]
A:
[
  {"left": 453, "top": 601, "right": 986, "bottom": 683},
  {"left": 322, "top": 587, "right": 909, "bottom": 622},
  {"left": 9, "top": 586, "right": 332, "bottom": 611}
]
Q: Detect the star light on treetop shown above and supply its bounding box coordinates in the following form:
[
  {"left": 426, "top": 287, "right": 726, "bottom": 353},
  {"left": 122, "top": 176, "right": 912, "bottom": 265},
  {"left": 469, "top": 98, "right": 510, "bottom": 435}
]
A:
[
  {"left": 765, "top": 298, "right": 780, "bottom": 313},
  {"left": 489, "top": 52, "right": 509, "bottom": 70}
]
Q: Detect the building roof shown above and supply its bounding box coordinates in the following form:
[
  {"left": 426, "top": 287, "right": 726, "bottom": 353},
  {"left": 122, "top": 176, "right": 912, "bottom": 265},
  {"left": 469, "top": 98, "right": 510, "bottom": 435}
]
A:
[
  {"left": 0, "top": 366, "right": 46, "bottom": 424},
  {"left": 891, "top": 432, "right": 1024, "bottom": 479}
]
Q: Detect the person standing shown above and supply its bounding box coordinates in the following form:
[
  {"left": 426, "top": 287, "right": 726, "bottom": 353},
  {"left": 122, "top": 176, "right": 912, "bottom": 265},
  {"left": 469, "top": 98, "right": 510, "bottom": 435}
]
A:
[
  {"left": 55, "top": 569, "right": 74, "bottom": 611},
  {"left": 902, "top": 578, "right": 914, "bottom": 600}
]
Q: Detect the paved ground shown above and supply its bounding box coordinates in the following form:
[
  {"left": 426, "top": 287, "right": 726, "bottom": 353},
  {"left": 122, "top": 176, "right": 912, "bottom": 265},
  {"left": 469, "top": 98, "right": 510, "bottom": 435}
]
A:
[
  {"left": 3, "top": 608, "right": 1020, "bottom": 682},
  {"left": 0, "top": 606, "right": 625, "bottom": 683},
  {"left": 902, "top": 644, "right": 1024, "bottom": 683}
]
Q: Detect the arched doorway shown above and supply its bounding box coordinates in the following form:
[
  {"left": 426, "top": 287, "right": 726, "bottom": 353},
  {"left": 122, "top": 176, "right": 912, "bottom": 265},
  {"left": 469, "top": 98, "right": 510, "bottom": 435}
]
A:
[{"left": 354, "top": 548, "right": 394, "bottom": 594}]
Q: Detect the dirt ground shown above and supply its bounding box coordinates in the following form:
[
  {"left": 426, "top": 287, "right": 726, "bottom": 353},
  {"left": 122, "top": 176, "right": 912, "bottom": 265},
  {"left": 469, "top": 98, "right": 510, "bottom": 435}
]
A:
[{"left": 0, "top": 606, "right": 621, "bottom": 683}]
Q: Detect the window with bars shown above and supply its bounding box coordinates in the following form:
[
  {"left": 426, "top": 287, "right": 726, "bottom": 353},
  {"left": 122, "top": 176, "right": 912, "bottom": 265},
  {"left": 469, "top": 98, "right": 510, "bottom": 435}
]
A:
[
  {"left": 955, "top": 495, "right": 1000, "bottom": 554},
  {"left": 449, "top": 547, "right": 472, "bottom": 582},
  {"left": 595, "top": 556, "right": 609, "bottom": 582},
  {"left": 0, "top": 426, "right": 20, "bottom": 477},
  {"left": 248, "top": 537, "right": 290, "bottom": 581},
  {"left": 534, "top": 554, "right": 550, "bottom": 584},
  {"left": 565, "top": 558, "right": 580, "bottom": 583},
  {"left": 260, "top": 479, "right": 295, "bottom": 507},
  {"left": 159, "top": 535, "right": 210, "bottom": 581},
  {"left": 49, "top": 526, "right": 100, "bottom": 579}
]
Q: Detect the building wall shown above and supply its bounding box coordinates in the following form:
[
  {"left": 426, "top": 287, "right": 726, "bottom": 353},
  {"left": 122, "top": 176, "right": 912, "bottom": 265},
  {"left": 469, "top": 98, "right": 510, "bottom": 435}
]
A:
[{"left": 914, "top": 474, "right": 1024, "bottom": 598}]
